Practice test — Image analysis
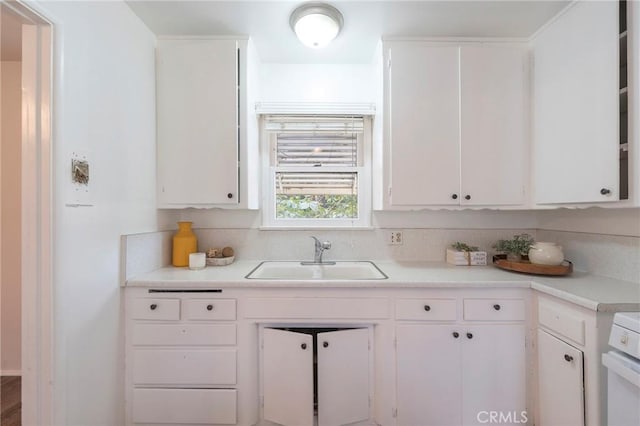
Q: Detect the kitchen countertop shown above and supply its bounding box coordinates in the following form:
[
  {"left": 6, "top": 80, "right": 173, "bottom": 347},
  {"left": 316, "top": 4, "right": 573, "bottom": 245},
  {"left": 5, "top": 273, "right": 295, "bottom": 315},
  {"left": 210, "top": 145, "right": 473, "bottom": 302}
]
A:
[{"left": 126, "top": 260, "right": 640, "bottom": 313}]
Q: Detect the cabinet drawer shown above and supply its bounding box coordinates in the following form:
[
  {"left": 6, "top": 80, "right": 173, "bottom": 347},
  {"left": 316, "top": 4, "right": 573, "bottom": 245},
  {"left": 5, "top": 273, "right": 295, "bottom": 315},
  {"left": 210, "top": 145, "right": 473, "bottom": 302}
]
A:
[
  {"left": 131, "top": 298, "right": 180, "bottom": 321},
  {"left": 463, "top": 299, "right": 525, "bottom": 321},
  {"left": 132, "top": 324, "right": 236, "bottom": 346},
  {"left": 538, "top": 299, "right": 585, "bottom": 345},
  {"left": 395, "top": 299, "right": 457, "bottom": 321},
  {"left": 133, "top": 388, "right": 236, "bottom": 424},
  {"left": 183, "top": 298, "right": 236, "bottom": 320},
  {"left": 133, "top": 349, "right": 236, "bottom": 385}
]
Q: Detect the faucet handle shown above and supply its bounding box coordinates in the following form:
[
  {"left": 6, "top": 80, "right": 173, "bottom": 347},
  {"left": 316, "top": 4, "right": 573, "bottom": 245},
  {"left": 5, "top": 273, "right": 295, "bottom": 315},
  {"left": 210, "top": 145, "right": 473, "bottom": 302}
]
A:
[{"left": 322, "top": 241, "right": 331, "bottom": 250}]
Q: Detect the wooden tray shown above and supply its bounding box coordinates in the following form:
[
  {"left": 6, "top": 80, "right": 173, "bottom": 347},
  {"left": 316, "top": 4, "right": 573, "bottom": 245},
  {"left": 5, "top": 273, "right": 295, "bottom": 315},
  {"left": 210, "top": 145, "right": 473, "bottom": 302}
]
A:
[{"left": 492, "top": 255, "right": 573, "bottom": 276}]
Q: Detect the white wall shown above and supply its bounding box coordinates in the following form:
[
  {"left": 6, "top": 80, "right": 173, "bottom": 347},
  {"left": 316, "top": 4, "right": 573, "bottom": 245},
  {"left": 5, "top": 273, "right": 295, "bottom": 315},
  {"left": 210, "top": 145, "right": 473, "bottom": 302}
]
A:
[
  {"left": 259, "top": 63, "right": 378, "bottom": 103},
  {"left": 536, "top": 207, "right": 640, "bottom": 237},
  {"left": 32, "top": 1, "right": 171, "bottom": 424},
  {"left": 1, "top": 60, "right": 22, "bottom": 375}
]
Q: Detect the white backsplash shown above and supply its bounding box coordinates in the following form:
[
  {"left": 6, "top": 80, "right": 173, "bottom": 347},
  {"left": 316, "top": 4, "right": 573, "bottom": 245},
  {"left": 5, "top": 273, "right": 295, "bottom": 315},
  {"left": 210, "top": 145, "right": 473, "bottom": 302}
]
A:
[
  {"left": 132, "top": 227, "right": 535, "bottom": 264},
  {"left": 536, "top": 229, "right": 640, "bottom": 283},
  {"left": 122, "top": 224, "right": 639, "bottom": 284}
]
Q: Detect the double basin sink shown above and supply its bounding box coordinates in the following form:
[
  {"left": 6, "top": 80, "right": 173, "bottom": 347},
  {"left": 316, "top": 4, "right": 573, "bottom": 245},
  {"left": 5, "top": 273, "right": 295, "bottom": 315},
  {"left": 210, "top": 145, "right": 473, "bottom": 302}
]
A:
[{"left": 246, "top": 261, "right": 388, "bottom": 280}]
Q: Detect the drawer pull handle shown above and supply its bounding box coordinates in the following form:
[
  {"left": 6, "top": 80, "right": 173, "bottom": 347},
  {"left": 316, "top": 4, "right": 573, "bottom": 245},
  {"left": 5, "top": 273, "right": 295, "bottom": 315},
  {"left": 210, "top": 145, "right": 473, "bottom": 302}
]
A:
[
  {"left": 464, "top": 194, "right": 471, "bottom": 200},
  {"left": 493, "top": 304, "right": 501, "bottom": 311},
  {"left": 452, "top": 332, "right": 460, "bottom": 339},
  {"left": 227, "top": 193, "right": 234, "bottom": 199},
  {"left": 149, "top": 304, "right": 157, "bottom": 311},
  {"left": 564, "top": 354, "right": 573, "bottom": 362},
  {"left": 323, "top": 341, "right": 329, "bottom": 348},
  {"left": 424, "top": 305, "right": 431, "bottom": 312},
  {"left": 206, "top": 304, "right": 214, "bottom": 311},
  {"left": 451, "top": 194, "right": 458, "bottom": 200},
  {"left": 301, "top": 343, "right": 307, "bottom": 350},
  {"left": 466, "top": 332, "right": 473, "bottom": 339},
  {"left": 600, "top": 188, "right": 611, "bottom": 195}
]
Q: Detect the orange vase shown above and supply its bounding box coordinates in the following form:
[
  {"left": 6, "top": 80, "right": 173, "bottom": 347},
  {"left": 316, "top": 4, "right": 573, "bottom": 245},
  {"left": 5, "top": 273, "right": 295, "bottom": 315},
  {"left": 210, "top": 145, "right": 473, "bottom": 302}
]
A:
[{"left": 172, "top": 221, "right": 197, "bottom": 267}]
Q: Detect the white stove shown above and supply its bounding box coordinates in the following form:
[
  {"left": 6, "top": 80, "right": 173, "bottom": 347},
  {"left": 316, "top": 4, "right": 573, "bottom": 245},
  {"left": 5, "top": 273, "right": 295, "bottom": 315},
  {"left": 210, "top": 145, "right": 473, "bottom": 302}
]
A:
[{"left": 602, "top": 312, "right": 640, "bottom": 426}]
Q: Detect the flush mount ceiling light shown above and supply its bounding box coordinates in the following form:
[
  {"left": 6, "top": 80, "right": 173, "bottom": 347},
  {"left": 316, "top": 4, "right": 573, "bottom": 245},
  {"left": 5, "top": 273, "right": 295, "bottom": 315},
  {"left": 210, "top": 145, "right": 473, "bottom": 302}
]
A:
[{"left": 290, "top": 2, "right": 344, "bottom": 48}]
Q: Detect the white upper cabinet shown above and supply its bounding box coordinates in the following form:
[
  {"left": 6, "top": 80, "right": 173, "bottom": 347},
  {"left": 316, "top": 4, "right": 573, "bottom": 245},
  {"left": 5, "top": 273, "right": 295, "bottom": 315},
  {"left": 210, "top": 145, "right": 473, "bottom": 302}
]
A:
[
  {"left": 385, "top": 43, "right": 461, "bottom": 206},
  {"left": 460, "top": 46, "right": 528, "bottom": 206},
  {"left": 156, "top": 38, "right": 259, "bottom": 209},
  {"left": 383, "top": 41, "right": 528, "bottom": 209},
  {"left": 533, "top": 1, "right": 620, "bottom": 204}
]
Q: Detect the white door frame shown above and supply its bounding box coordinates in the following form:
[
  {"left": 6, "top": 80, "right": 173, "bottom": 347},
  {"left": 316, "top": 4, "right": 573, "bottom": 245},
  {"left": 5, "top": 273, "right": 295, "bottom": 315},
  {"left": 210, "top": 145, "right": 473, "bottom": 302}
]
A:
[{"left": 3, "top": 1, "right": 54, "bottom": 424}]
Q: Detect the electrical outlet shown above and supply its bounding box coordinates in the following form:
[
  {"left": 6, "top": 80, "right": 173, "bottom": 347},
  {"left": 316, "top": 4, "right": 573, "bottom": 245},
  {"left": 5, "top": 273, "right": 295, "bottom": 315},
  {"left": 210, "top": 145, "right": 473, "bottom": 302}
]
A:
[{"left": 389, "top": 230, "right": 403, "bottom": 245}]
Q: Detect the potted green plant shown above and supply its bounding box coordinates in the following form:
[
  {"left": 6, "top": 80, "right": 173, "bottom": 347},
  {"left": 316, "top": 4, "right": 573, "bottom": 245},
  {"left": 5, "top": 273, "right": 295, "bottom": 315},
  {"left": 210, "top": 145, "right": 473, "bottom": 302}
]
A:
[{"left": 493, "top": 233, "right": 535, "bottom": 261}]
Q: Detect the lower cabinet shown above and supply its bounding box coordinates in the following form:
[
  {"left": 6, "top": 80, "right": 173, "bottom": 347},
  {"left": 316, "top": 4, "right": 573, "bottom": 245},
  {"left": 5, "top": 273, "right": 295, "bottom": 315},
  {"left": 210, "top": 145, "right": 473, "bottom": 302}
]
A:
[
  {"left": 133, "top": 388, "right": 237, "bottom": 425},
  {"left": 396, "top": 324, "right": 527, "bottom": 425},
  {"left": 125, "top": 291, "right": 239, "bottom": 426},
  {"left": 537, "top": 329, "right": 585, "bottom": 426},
  {"left": 261, "top": 327, "right": 370, "bottom": 426},
  {"left": 534, "top": 294, "right": 613, "bottom": 426}
]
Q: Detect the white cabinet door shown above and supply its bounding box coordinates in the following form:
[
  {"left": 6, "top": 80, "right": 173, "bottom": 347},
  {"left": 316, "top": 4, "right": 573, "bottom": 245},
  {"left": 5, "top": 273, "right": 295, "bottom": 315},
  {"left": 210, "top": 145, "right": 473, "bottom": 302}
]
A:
[
  {"left": 262, "top": 328, "right": 314, "bottom": 426},
  {"left": 533, "top": 1, "right": 619, "bottom": 204},
  {"left": 317, "top": 328, "right": 370, "bottom": 426},
  {"left": 460, "top": 46, "right": 527, "bottom": 206},
  {"left": 537, "top": 329, "right": 585, "bottom": 426},
  {"left": 461, "top": 325, "right": 527, "bottom": 425},
  {"left": 396, "top": 325, "right": 462, "bottom": 425},
  {"left": 386, "top": 43, "right": 461, "bottom": 206},
  {"left": 157, "top": 39, "right": 239, "bottom": 206}
]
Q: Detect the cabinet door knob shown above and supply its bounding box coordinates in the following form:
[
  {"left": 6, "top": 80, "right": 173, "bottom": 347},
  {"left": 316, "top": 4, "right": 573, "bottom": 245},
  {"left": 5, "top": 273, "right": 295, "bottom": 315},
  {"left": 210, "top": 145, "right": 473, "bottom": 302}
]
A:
[
  {"left": 564, "top": 354, "right": 573, "bottom": 362},
  {"left": 150, "top": 304, "right": 157, "bottom": 311},
  {"left": 600, "top": 188, "right": 611, "bottom": 195},
  {"left": 301, "top": 343, "right": 307, "bottom": 350},
  {"left": 323, "top": 341, "right": 329, "bottom": 348},
  {"left": 452, "top": 332, "right": 460, "bottom": 339},
  {"left": 493, "top": 304, "right": 501, "bottom": 311},
  {"left": 206, "top": 304, "right": 214, "bottom": 311},
  {"left": 464, "top": 195, "right": 471, "bottom": 200},
  {"left": 227, "top": 193, "right": 234, "bottom": 199},
  {"left": 424, "top": 305, "right": 431, "bottom": 312},
  {"left": 451, "top": 194, "right": 458, "bottom": 200},
  {"left": 466, "top": 332, "right": 473, "bottom": 339}
]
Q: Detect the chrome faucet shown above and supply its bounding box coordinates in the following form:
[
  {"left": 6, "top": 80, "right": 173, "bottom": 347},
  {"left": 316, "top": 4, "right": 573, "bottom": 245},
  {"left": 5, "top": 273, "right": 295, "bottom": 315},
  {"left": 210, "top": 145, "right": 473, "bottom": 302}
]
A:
[{"left": 306, "top": 236, "right": 333, "bottom": 264}]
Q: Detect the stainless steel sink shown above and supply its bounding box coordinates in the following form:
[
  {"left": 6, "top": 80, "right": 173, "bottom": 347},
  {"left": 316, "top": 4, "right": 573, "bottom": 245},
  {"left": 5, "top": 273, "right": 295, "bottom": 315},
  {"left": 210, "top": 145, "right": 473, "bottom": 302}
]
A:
[{"left": 245, "top": 261, "right": 388, "bottom": 280}]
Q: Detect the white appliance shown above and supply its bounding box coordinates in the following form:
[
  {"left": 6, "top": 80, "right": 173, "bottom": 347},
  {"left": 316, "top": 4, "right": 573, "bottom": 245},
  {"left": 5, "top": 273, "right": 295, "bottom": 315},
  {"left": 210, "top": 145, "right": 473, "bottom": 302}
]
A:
[{"left": 602, "top": 312, "right": 640, "bottom": 426}]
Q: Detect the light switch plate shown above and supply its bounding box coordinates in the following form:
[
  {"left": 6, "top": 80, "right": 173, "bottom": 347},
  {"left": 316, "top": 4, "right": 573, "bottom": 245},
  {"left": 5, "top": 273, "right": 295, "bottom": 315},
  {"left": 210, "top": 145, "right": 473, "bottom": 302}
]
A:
[{"left": 66, "top": 150, "right": 93, "bottom": 207}]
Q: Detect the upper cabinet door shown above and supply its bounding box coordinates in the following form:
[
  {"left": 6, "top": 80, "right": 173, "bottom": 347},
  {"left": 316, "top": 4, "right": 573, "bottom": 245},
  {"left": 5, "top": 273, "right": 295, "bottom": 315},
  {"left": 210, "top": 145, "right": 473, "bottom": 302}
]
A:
[
  {"left": 157, "top": 39, "right": 239, "bottom": 206},
  {"left": 386, "top": 43, "right": 461, "bottom": 206},
  {"left": 460, "top": 46, "right": 527, "bottom": 206},
  {"left": 533, "top": 1, "right": 619, "bottom": 204}
]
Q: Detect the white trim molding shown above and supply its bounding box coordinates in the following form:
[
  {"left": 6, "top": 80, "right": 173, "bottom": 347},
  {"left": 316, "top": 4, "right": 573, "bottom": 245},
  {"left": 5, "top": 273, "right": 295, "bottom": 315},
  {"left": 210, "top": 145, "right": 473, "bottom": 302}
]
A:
[{"left": 255, "top": 102, "right": 376, "bottom": 116}]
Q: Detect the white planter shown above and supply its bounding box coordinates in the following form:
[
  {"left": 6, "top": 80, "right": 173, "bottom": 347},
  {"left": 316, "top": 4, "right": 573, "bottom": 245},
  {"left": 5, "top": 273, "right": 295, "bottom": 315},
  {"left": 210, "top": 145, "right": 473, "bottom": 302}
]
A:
[{"left": 528, "top": 242, "right": 564, "bottom": 266}]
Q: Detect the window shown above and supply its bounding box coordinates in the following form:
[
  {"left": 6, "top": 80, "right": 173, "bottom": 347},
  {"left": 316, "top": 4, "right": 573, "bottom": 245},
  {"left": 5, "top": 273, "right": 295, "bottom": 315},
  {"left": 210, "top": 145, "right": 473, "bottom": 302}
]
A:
[{"left": 262, "top": 115, "right": 371, "bottom": 228}]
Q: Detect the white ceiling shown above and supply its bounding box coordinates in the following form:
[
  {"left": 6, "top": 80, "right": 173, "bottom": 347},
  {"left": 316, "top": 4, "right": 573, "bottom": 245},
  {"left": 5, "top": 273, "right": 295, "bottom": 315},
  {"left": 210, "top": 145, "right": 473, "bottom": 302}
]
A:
[{"left": 126, "top": 0, "right": 569, "bottom": 64}]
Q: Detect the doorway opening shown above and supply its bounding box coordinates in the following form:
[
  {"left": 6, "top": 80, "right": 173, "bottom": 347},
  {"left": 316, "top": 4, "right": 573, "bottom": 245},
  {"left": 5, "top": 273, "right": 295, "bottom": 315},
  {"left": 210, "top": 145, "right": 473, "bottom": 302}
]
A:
[{"left": 0, "top": 1, "right": 53, "bottom": 425}]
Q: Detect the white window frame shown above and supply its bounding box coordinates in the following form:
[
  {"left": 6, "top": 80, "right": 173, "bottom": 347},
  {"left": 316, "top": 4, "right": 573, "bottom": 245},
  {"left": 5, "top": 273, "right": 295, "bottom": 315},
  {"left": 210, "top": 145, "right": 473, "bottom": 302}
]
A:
[{"left": 260, "top": 115, "right": 372, "bottom": 229}]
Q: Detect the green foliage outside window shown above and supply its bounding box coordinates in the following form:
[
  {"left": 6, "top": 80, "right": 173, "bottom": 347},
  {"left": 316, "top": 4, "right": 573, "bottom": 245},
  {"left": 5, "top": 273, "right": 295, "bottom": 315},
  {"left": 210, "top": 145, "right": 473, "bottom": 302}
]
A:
[{"left": 276, "top": 195, "right": 357, "bottom": 219}]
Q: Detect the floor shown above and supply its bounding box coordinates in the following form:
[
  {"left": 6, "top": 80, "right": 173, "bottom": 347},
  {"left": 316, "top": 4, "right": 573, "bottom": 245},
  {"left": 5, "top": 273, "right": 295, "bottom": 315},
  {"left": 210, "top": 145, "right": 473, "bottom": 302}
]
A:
[{"left": 0, "top": 377, "right": 21, "bottom": 426}]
